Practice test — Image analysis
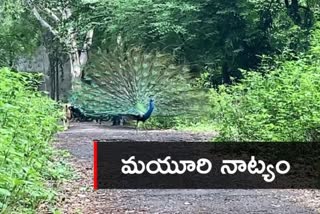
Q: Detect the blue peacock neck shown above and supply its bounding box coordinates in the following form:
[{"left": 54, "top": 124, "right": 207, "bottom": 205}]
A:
[{"left": 141, "top": 99, "right": 155, "bottom": 122}]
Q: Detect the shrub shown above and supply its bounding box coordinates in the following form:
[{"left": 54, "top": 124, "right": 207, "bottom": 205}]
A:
[
  {"left": 144, "top": 116, "right": 178, "bottom": 129},
  {"left": 210, "top": 24, "right": 320, "bottom": 142},
  {"left": 0, "top": 68, "right": 66, "bottom": 213}
]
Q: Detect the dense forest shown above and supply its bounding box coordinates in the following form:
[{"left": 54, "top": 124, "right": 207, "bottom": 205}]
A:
[{"left": 1, "top": 0, "right": 320, "bottom": 212}]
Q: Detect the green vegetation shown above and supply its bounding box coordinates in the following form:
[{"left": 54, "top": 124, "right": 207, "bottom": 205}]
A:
[
  {"left": 0, "top": 0, "right": 40, "bottom": 67},
  {"left": 0, "top": 0, "right": 318, "bottom": 136},
  {"left": 0, "top": 68, "right": 69, "bottom": 213},
  {"left": 1, "top": 1, "right": 320, "bottom": 210},
  {"left": 143, "top": 21, "right": 320, "bottom": 142},
  {"left": 208, "top": 24, "right": 320, "bottom": 141},
  {"left": 99, "top": 0, "right": 319, "bottom": 84}
]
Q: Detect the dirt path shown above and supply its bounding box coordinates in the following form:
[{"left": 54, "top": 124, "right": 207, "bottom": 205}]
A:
[{"left": 53, "top": 122, "right": 320, "bottom": 214}]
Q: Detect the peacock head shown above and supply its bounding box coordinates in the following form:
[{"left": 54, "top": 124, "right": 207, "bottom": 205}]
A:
[
  {"left": 149, "top": 96, "right": 154, "bottom": 102},
  {"left": 149, "top": 98, "right": 155, "bottom": 107}
]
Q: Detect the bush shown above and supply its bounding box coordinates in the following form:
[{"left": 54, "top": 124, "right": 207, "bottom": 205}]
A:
[
  {"left": 210, "top": 24, "right": 320, "bottom": 142},
  {"left": 0, "top": 68, "right": 66, "bottom": 213},
  {"left": 144, "top": 116, "right": 178, "bottom": 129}
]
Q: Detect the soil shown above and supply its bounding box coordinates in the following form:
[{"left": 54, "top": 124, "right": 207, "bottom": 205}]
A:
[{"left": 50, "top": 122, "right": 320, "bottom": 214}]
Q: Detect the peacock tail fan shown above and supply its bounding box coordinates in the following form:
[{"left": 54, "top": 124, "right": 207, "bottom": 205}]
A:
[{"left": 70, "top": 46, "right": 208, "bottom": 118}]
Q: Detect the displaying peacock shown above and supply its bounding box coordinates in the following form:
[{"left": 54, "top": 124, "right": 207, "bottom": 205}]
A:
[{"left": 69, "top": 46, "right": 206, "bottom": 128}]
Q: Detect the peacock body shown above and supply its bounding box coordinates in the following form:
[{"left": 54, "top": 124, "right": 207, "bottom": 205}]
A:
[{"left": 70, "top": 47, "right": 205, "bottom": 125}]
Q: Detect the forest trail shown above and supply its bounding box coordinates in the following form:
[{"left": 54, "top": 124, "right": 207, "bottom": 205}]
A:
[{"left": 53, "top": 122, "right": 320, "bottom": 214}]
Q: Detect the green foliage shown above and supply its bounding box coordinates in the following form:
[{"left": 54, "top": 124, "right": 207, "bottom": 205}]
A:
[
  {"left": 144, "top": 116, "right": 178, "bottom": 129},
  {"left": 0, "top": 68, "right": 68, "bottom": 213},
  {"left": 210, "top": 24, "right": 320, "bottom": 141},
  {"left": 71, "top": 46, "right": 205, "bottom": 117},
  {"left": 100, "top": 0, "right": 199, "bottom": 46},
  {"left": 97, "top": 0, "right": 319, "bottom": 86},
  {"left": 0, "top": 0, "right": 41, "bottom": 67}
]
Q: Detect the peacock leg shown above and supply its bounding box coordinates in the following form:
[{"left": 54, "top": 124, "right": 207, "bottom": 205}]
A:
[{"left": 136, "top": 120, "right": 139, "bottom": 133}]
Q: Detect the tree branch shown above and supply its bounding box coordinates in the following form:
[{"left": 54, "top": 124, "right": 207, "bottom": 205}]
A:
[
  {"left": 62, "top": 8, "right": 72, "bottom": 20},
  {"left": 284, "top": 0, "right": 289, "bottom": 8},
  {"left": 43, "top": 8, "right": 60, "bottom": 22},
  {"left": 26, "top": 0, "right": 58, "bottom": 35},
  {"left": 80, "top": 29, "right": 94, "bottom": 66},
  {"left": 82, "top": 29, "right": 94, "bottom": 51},
  {"left": 32, "top": 7, "right": 58, "bottom": 35}
]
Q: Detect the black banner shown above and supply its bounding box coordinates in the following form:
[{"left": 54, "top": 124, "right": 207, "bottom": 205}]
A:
[{"left": 93, "top": 141, "right": 320, "bottom": 189}]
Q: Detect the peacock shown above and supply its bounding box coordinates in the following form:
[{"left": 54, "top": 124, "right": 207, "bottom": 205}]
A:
[
  {"left": 69, "top": 46, "right": 206, "bottom": 128},
  {"left": 119, "top": 98, "right": 155, "bottom": 129}
]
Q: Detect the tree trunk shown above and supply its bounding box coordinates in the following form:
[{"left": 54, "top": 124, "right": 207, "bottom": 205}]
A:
[
  {"left": 28, "top": 3, "right": 94, "bottom": 92},
  {"left": 69, "top": 29, "right": 93, "bottom": 90},
  {"left": 69, "top": 50, "right": 89, "bottom": 90},
  {"left": 70, "top": 53, "right": 81, "bottom": 81},
  {"left": 55, "top": 52, "right": 60, "bottom": 101},
  {"left": 222, "top": 61, "right": 232, "bottom": 84}
]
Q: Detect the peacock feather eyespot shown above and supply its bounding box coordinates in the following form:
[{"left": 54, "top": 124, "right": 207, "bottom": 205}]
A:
[{"left": 70, "top": 46, "right": 203, "bottom": 123}]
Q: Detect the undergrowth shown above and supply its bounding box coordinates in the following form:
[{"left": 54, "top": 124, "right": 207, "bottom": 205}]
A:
[{"left": 0, "top": 68, "right": 71, "bottom": 213}]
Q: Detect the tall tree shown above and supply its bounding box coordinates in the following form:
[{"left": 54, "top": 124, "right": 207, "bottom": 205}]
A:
[
  {"left": 98, "top": 0, "right": 319, "bottom": 85},
  {"left": 24, "top": 0, "right": 107, "bottom": 88}
]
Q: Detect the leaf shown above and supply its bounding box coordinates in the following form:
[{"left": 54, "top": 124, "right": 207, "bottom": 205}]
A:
[{"left": 0, "top": 188, "right": 11, "bottom": 196}]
